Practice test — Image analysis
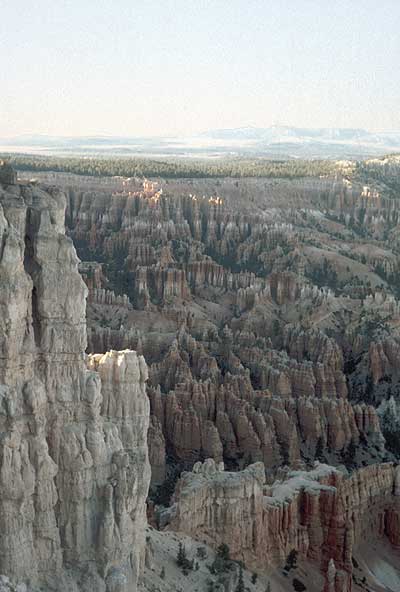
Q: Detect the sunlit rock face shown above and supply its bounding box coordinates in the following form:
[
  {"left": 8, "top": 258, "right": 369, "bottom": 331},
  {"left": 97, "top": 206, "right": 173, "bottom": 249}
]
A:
[{"left": 0, "top": 179, "right": 150, "bottom": 592}]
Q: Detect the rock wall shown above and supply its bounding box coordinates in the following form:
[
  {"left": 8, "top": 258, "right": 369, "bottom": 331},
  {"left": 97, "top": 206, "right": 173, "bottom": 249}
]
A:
[
  {"left": 166, "top": 459, "right": 400, "bottom": 589},
  {"left": 0, "top": 181, "right": 150, "bottom": 591}
]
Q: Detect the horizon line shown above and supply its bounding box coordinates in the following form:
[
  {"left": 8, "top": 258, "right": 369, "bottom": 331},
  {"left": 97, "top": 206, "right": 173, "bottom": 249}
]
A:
[{"left": 2, "top": 125, "right": 400, "bottom": 141}]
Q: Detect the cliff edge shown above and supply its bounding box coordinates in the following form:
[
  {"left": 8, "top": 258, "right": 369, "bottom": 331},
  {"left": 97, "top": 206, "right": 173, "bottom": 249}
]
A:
[{"left": 0, "top": 179, "right": 150, "bottom": 591}]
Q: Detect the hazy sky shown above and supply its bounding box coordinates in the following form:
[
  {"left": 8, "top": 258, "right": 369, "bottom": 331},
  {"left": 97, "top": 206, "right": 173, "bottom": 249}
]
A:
[{"left": 1, "top": 0, "right": 399, "bottom": 137}]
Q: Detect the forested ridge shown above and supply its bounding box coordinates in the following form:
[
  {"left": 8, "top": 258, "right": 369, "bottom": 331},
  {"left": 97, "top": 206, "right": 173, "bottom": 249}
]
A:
[
  {"left": 3, "top": 153, "right": 399, "bottom": 191},
  {"left": 1, "top": 153, "right": 339, "bottom": 179}
]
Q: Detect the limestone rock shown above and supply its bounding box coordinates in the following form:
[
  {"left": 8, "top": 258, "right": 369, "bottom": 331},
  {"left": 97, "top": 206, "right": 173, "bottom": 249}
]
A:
[
  {"left": 167, "top": 459, "right": 400, "bottom": 587},
  {"left": 0, "top": 181, "right": 150, "bottom": 591}
]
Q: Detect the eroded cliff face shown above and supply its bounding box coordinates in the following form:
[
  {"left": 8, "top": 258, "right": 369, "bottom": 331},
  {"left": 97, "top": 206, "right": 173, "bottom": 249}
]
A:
[
  {"left": 0, "top": 181, "right": 150, "bottom": 591},
  {"left": 166, "top": 459, "right": 400, "bottom": 591}
]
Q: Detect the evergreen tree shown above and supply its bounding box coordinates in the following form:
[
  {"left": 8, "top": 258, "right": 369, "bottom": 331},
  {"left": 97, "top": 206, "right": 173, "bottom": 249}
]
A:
[
  {"left": 4, "top": 153, "right": 338, "bottom": 180},
  {"left": 364, "top": 374, "right": 374, "bottom": 403},
  {"left": 176, "top": 541, "right": 194, "bottom": 574},
  {"left": 344, "top": 438, "right": 357, "bottom": 469},
  {"left": 216, "top": 543, "right": 230, "bottom": 561},
  {"left": 315, "top": 436, "right": 324, "bottom": 462},
  {"left": 285, "top": 549, "right": 298, "bottom": 571},
  {"left": 235, "top": 566, "right": 245, "bottom": 592},
  {"left": 177, "top": 542, "right": 188, "bottom": 567}
]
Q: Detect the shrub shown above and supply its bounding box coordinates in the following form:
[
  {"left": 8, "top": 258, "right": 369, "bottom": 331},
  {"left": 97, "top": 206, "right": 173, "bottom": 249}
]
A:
[
  {"left": 292, "top": 578, "right": 306, "bottom": 592},
  {"left": 217, "top": 543, "right": 230, "bottom": 561},
  {"left": 197, "top": 546, "right": 207, "bottom": 559},
  {"left": 284, "top": 549, "right": 298, "bottom": 572}
]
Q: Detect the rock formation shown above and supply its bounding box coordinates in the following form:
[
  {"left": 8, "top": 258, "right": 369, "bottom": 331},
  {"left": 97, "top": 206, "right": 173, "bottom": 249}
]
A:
[
  {"left": 0, "top": 178, "right": 150, "bottom": 591},
  {"left": 11, "top": 166, "right": 400, "bottom": 590},
  {"left": 34, "top": 172, "right": 392, "bottom": 479},
  {"left": 147, "top": 328, "right": 385, "bottom": 476},
  {"left": 166, "top": 459, "right": 400, "bottom": 589}
]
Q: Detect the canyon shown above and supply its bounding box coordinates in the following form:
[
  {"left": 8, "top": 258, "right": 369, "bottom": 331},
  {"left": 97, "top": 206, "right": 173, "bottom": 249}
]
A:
[
  {"left": 59, "top": 170, "right": 400, "bottom": 476},
  {"left": 1, "top": 161, "right": 400, "bottom": 591}
]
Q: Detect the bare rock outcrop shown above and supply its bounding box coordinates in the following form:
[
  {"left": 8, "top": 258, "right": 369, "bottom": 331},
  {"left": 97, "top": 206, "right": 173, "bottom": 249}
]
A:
[
  {"left": 0, "top": 181, "right": 150, "bottom": 591},
  {"left": 166, "top": 459, "right": 400, "bottom": 588}
]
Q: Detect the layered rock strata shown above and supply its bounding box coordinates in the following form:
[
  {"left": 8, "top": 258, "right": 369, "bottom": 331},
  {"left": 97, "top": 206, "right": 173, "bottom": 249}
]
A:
[
  {"left": 0, "top": 180, "right": 150, "bottom": 591},
  {"left": 166, "top": 459, "right": 400, "bottom": 589}
]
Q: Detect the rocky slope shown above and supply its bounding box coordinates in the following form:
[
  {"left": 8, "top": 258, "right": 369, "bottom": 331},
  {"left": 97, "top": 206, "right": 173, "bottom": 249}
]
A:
[{"left": 0, "top": 178, "right": 150, "bottom": 591}]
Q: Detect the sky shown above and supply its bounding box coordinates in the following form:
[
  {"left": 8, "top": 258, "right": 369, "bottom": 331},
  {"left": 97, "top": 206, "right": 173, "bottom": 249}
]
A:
[{"left": 1, "top": 0, "right": 399, "bottom": 137}]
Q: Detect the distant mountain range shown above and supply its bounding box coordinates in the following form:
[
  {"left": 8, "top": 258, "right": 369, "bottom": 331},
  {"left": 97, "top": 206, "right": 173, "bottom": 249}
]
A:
[
  {"left": 1, "top": 127, "right": 400, "bottom": 159},
  {"left": 202, "top": 125, "right": 400, "bottom": 147}
]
